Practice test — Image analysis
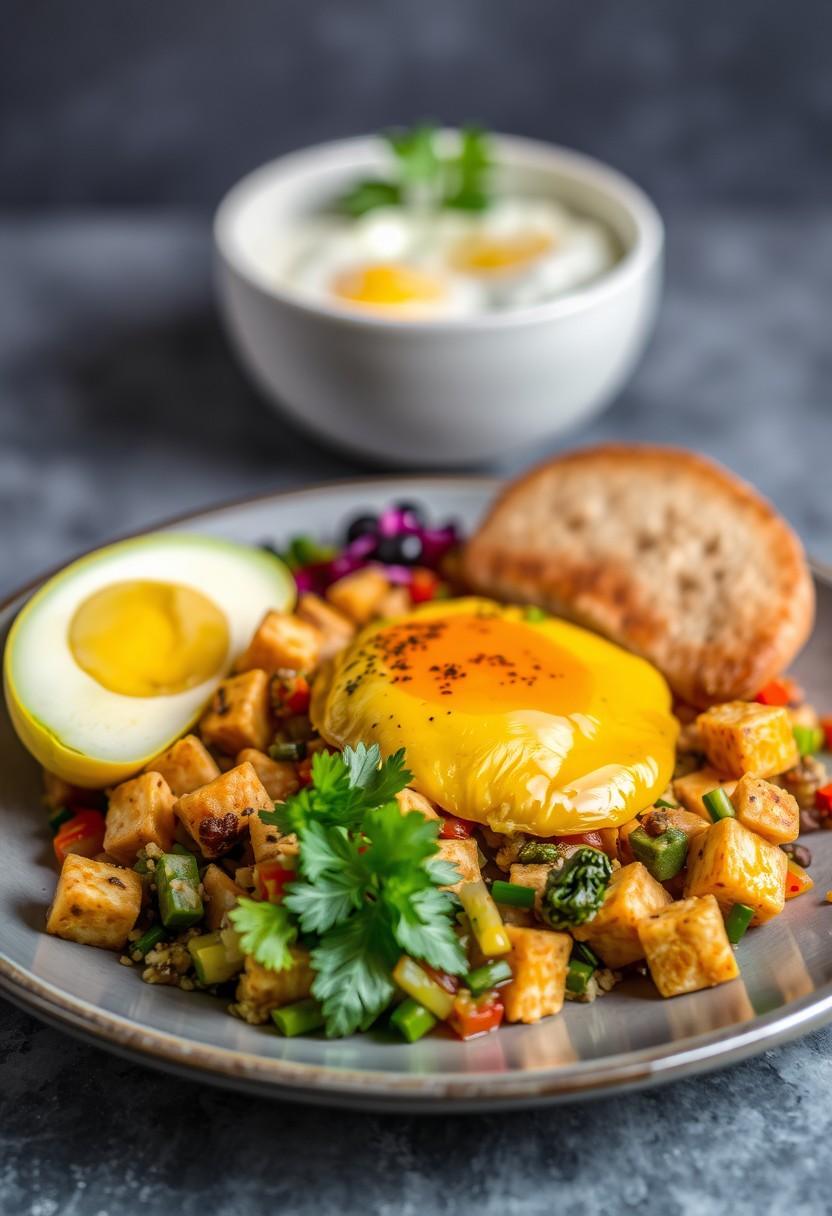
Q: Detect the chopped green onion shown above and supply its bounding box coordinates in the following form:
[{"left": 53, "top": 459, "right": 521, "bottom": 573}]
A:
[
  {"left": 171, "top": 842, "right": 196, "bottom": 857},
  {"left": 47, "top": 806, "right": 74, "bottom": 835},
  {"left": 272, "top": 998, "right": 326, "bottom": 1037},
  {"left": 156, "top": 852, "right": 204, "bottom": 929},
  {"left": 287, "top": 536, "right": 337, "bottom": 568},
  {"left": 130, "top": 923, "right": 167, "bottom": 959},
  {"left": 703, "top": 787, "right": 736, "bottom": 823},
  {"left": 269, "top": 740, "right": 308, "bottom": 762},
  {"left": 654, "top": 798, "right": 679, "bottom": 810},
  {"left": 566, "top": 959, "right": 596, "bottom": 995},
  {"left": 523, "top": 606, "right": 548, "bottom": 623},
  {"left": 794, "top": 725, "right": 825, "bottom": 757},
  {"left": 629, "top": 825, "right": 689, "bottom": 881},
  {"left": 465, "top": 959, "right": 513, "bottom": 996},
  {"left": 392, "top": 956, "right": 455, "bottom": 1019},
  {"left": 572, "top": 941, "right": 601, "bottom": 968},
  {"left": 725, "top": 902, "right": 754, "bottom": 944},
  {"left": 390, "top": 998, "right": 437, "bottom": 1043},
  {"left": 491, "top": 879, "right": 535, "bottom": 910}
]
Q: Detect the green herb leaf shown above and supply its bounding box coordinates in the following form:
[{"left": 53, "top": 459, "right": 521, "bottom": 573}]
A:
[
  {"left": 444, "top": 126, "right": 492, "bottom": 211},
  {"left": 228, "top": 898, "right": 297, "bottom": 973},
  {"left": 310, "top": 904, "right": 398, "bottom": 1037},
  {"left": 386, "top": 123, "right": 440, "bottom": 185},
  {"left": 388, "top": 882, "right": 467, "bottom": 976},
  {"left": 340, "top": 179, "right": 401, "bottom": 218}
]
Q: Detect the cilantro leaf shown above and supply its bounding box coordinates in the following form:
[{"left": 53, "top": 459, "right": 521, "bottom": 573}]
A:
[
  {"left": 362, "top": 804, "right": 438, "bottom": 874},
  {"left": 228, "top": 898, "right": 297, "bottom": 973},
  {"left": 284, "top": 822, "right": 369, "bottom": 934},
  {"left": 342, "top": 742, "right": 384, "bottom": 790},
  {"left": 340, "top": 179, "right": 401, "bottom": 218},
  {"left": 389, "top": 883, "right": 468, "bottom": 976},
  {"left": 311, "top": 904, "right": 398, "bottom": 1037},
  {"left": 444, "top": 126, "right": 492, "bottom": 211},
  {"left": 386, "top": 123, "right": 440, "bottom": 185},
  {"left": 360, "top": 747, "right": 412, "bottom": 806},
  {"left": 424, "top": 856, "right": 463, "bottom": 887}
]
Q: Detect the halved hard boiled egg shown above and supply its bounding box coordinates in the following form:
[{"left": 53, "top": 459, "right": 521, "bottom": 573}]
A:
[
  {"left": 312, "top": 598, "right": 678, "bottom": 836},
  {"left": 3, "top": 534, "right": 294, "bottom": 787}
]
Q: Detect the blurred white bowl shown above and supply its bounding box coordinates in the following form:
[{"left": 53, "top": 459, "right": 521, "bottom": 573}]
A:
[{"left": 214, "top": 133, "right": 663, "bottom": 466}]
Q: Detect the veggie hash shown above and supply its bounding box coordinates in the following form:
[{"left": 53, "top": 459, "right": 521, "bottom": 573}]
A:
[{"left": 37, "top": 503, "right": 832, "bottom": 1044}]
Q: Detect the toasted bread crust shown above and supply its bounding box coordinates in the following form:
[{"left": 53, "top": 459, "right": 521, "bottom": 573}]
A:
[{"left": 463, "top": 445, "right": 814, "bottom": 706}]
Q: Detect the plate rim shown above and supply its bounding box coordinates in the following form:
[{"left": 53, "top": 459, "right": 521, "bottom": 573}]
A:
[{"left": 2, "top": 475, "right": 831, "bottom": 1112}]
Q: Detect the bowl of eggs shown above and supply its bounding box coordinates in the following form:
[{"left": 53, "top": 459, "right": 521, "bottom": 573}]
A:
[{"left": 214, "top": 128, "right": 663, "bottom": 466}]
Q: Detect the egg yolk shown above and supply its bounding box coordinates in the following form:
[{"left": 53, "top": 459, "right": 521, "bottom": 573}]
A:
[
  {"left": 69, "top": 580, "right": 229, "bottom": 697},
  {"left": 450, "top": 232, "right": 554, "bottom": 276},
  {"left": 312, "top": 599, "right": 678, "bottom": 836},
  {"left": 331, "top": 262, "right": 446, "bottom": 311}
]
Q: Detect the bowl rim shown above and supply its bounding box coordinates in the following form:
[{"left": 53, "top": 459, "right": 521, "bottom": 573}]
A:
[{"left": 213, "top": 131, "right": 664, "bottom": 335}]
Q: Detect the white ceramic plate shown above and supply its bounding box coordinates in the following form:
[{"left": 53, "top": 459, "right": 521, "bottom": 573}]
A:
[{"left": 2, "top": 477, "right": 831, "bottom": 1112}]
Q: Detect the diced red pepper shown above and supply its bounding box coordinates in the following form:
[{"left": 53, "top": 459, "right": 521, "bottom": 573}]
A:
[
  {"left": 53, "top": 810, "right": 106, "bottom": 864},
  {"left": 449, "top": 990, "right": 504, "bottom": 1039},
  {"left": 821, "top": 717, "right": 832, "bottom": 752},
  {"left": 552, "top": 830, "right": 605, "bottom": 851},
  {"left": 410, "top": 568, "right": 439, "bottom": 605},
  {"left": 816, "top": 783, "right": 832, "bottom": 814},
  {"left": 255, "top": 861, "right": 295, "bottom": 903},
  {"left": 755, "top": 677, "right": 803, "bottom": 706},
  {"left": 439, "top": 815, "right": 475, "bottom": 840},
  {"left": 296, "top": 756, "right": 314, "bottom": 787},
  {"left": 785, "top": 859, "right": 814, "bottom": 900},
  {"left": 272, "top": 672, "right": 311, "bottom": 717}
]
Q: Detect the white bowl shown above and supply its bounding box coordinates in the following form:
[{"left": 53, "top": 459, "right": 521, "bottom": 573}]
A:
[{"left": 214, "top": 133, "right": 663, "bottom": 466}]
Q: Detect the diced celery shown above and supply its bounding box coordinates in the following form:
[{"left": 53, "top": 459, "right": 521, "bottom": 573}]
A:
[
  {"left": 458, "top": 880, "right": 511, "bottom": 956},
  {"left": 156, "top": 852, "right": 203, "bottom": 929},
  {"left": 187, "top": 931, "right": 242, "bottom": 986},
  {"left": 272, "top": 999, "right": 325, "bottom": 1037},
  {"left": 390, "top": 999, "right": 437, "bottom": 1043},
  {"left": 392, "top": 956, "right": 455, "bottom": 1019}
]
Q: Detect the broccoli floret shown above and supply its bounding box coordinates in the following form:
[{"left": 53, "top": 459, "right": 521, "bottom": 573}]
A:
[
  {"left": 517, "top": 840, "right": 565, "bottom": 865},
  {"left": 541, "top": 846, "right": 612, "bottom": 930}
]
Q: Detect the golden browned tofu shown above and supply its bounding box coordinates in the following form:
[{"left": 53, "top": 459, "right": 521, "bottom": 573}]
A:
[
  {"left": 200, "top": 669, "right": 272, "bottom": 755},
  {"left": 103, "top": 771, "right": 176, "bottom": 864},
  {"left": 234, "top": 950, "right": 313, "bottom": 1023},
  {"left": 509, "top": 863, "right": 552, "bottom": 915},
  {"left": 236, "top": 610, "right": 322, "bottom": 674},
  {"left": 248, "top": 813, "right": 285, "bottom": 864},
  {"left": 674, "top": 767, "right": 738, "bottom": 820},
  {"left": 572, "top": 862, "right": 672, "bottom": 968},
  {"left": 46, "top": 854, "right": 142, "bottom": 950},
  {"left": 684, "top": 817, "right": 787, "bottom": 923},
  {"left": 236, "top": 748, "right": 299, "bottom": 802},
  {"left": 296, "top": 592, "right": 356, "bottom": 659},
  {"left": 395, "top": 787, "right": 440, "bottom": 820},
  {"left": 174, "top": 762, "right": 273, "bottom": 858},
  {"left": 696, "top": 701, "right": 799, "bottom": 779},
  {"left": 436, "top": 837, "right": 480, "bottom": 893},
  {"left": 638, "top": 895, "right": 740, "bottom": 997},
  {"left": 730, "top": 774, "right": 800, "bottom": 844},
  {"left": 144, "top": 734, "right": 220, "bottom": 796},
  {"left": 376, "top": 586, "right": 411, "bottom": 618},
  {"left": 202, "top": 863, "right": 245, "bottom": 930},
  {"left": 502, "top": 925, "right": 571, "bottom": 1023},
  {"left": 325, "top": 567, "right": 391, "bottom": 625}
]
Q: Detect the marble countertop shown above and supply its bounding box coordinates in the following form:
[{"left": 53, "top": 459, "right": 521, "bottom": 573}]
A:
[{"left": 1, "top": 207, "right": 831, "bottom": 1215}]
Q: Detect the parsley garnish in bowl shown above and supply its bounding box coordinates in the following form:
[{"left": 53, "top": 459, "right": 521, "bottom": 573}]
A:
[{"left": 230, "top": 743, "right": 466, "bottom": 1038}]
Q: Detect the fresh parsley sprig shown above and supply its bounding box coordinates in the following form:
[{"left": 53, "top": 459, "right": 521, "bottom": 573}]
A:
[
  {"left": 338, "top": 123, "right": 492, "bottom": 218},
  {"left": 243, "top": 743, "right": 467, "bottom": 1038}
]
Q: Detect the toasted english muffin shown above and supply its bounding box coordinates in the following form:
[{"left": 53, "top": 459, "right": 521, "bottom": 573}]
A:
[{"left": 463, "top": 445, "right": 814, "bottom": 706}]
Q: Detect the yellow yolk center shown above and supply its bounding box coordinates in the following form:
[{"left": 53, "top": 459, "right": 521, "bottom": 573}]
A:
[
  {"left": 450, "top": 232, "right": 554, "bottom": 275},
  {"left": 69, "top": 580, "right": 229, "bottom": 697},
  {"left": 372, "top": 614, "right": 592, "bottom": 714},
  {"left": 331, "top": 262, "right": 446, "bottom": 310}
]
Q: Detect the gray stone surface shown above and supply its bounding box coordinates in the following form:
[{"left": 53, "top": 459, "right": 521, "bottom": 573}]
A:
[{"left": 1, "top": 209, "right": 831, "bottom": 1214}]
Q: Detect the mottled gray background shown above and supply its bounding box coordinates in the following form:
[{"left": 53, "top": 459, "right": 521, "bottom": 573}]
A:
[{"left": 2, "top": 3, "right": 831, "bottom": 1214}]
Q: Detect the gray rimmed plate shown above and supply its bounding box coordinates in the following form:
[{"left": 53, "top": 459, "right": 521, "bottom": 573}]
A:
[{"left": 1, "top": 476, "right": 831, "bottom": 1113}]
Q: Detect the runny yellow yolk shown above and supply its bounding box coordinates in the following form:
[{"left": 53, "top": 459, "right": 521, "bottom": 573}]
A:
[
  {"left": 450, "top": 231, "right": 555, "bottom": 276},
  {"left": 330, "top": 262, "right": 446, "bottom": 311},
  {"left": 69, "top": 580, "right": 229, "bottom": 697}
]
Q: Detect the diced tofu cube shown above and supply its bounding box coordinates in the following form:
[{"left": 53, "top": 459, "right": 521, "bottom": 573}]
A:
[
  {"left": 174, "top": 762, "right": 273, "bottom": 858},
  {"left": 236, "top": 611, "right": 322, "bottom": 675},
  {"left": 103, "top": 771, "right": 176, "bottom": 864},
  {"left": 572, "top": 862, "right": 672, "bottom": 968},
  {"left": 201, "top": 863, "right": 245, "bottom": 931},
  {"left": 395, "top": 787, "right": 439, "bottom": 820},
  {"left": 640, "top": 805, "right": 710, "bottom": 844},
  {"left": 296, "top": 593, "right": 356, "bottom": 659},
  {"left": 233, "top": 950, "right": 313, "bottom": 1024},
  {"left": 502, "top": 925, "right": 571, "bottom": 1023},
  {"left": 638, "top": 895, "right": 740, "bottom": 997},
  {"left": 509, "top": 863, "right": 552, "bottom": 915},
  {"left": 436, "top": 837, "right": 480, "bottom": 893},
  {"left": 237, "top": 748, "right": 299, "bottom": 802},
  {"left": 730, "top": 774, "right": 800, "bottom": 844},
  {"left": 696, "top": 701, "right": 799, "bottom": 778},
  {"left": 684, "top": 817, "right": 787, "bottom": 923},
  {"left": 326, "top": 567, "right": 391, "bottom": 625},
  {"left": 144, "top": 734, "right": 220, "bottom": 796},
  {"left": 200, "top": 669, "right": 271, "bottom": 755},
  {"left": 376, "top": 586, "right": 411, "bottom": 618},
  {"left": 46, "top": 854, "right": 142, "bottom": 950},
  {"left": 248, "top": 813, "right": 287, "bottom": 864},
  {"left": 674, "top": 767, "right": 738, "bottom": 820}
]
